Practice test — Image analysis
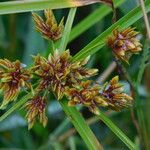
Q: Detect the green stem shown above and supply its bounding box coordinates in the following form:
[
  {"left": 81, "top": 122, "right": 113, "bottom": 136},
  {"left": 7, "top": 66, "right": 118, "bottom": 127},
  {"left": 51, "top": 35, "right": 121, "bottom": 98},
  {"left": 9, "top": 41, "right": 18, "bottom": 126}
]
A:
[
  {"left": 97, "top": 110, "right": 136, "bottom": 150},
  {"left": 69, "top": 136, "right": 76, "bottom": 150},
  {"left": 60, "top": 99, "right": 103, "bottom": 150},
  {"left": 59, "top": 8, "right": 77, "bottom": 52},
  {"left": 135, "top": 39, "right": 150, "bottom": 149}
]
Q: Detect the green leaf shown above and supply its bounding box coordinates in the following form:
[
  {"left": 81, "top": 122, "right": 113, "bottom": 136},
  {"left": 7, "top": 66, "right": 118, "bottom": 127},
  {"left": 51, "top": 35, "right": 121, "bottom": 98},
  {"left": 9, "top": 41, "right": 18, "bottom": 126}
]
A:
[
  {"left": 0, "top": 0, "right": 107, "bottom": 15},
  {"left": 72, "top": 0, "right": 150, "bottom": 62}
]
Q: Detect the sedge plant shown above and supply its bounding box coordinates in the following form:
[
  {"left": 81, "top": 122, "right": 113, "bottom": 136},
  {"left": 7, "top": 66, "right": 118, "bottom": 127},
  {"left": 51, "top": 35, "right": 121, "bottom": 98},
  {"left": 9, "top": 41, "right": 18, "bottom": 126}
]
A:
[{"left": 0, "top": 0, "right": 150, "bottom": 149}]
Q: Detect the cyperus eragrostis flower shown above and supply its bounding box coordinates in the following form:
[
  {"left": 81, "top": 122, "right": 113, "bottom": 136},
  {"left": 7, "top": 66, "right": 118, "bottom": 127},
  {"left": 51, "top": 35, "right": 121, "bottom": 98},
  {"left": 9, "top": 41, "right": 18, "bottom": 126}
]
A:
[
  {"left": 25, "top": 96, "right": 48, "bottom": 129},
  {"left": 0, "top": 59, "right": 31, "bottom": 109},
  {"left": 107, "top": 27, "right": 142, "bottom": 63},
  {"left": 99, "top": 76, "right": 133, "bottom": 111},
  {"left": 32, "top": 50, "right": 98, "bottom": 100},
  {"left": 32, "top": 9, "right": 64, "bottom": 41}
]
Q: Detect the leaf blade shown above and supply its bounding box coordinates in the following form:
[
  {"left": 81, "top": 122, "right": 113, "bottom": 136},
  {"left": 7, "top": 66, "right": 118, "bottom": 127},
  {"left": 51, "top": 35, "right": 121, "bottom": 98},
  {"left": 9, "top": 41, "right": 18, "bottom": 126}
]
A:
[{"left": 0, "top": 0, "right": 111, "bottom": 15}]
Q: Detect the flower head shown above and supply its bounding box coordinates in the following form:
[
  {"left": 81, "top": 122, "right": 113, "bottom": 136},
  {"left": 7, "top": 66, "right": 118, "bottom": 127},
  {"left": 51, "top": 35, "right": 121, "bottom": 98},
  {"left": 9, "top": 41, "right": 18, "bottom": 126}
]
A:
[
  {"left": 107, "top": 27, "right": 142, "bottom": 63},
  {"left": 25, "top": 96, "right": 48, "bottom": 129},
  {"left": 32, "top": 9, "right": 64, "bottom": 41},
  {"left": 66, "top": 80, "right": 108, "bottom": 114},
  {"left": 32, "top": 50, "right": 98, "bottom": 100},
  {"left": 99, "top": 76, "right": 133, "bottom": 111},
  {"left": 0, "top": 59, "right": 31, "bottom": 109}
]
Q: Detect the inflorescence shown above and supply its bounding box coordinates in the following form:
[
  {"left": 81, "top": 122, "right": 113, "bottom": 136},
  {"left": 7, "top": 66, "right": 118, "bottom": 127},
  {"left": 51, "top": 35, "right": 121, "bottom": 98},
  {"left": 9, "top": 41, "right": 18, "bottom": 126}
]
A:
[{"left": 0, "top": 10, "right": 142, "bottom": 129}]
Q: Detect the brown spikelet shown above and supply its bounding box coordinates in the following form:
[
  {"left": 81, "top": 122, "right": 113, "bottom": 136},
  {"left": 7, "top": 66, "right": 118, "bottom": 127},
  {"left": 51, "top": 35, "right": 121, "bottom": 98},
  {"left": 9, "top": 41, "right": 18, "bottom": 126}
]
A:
[{"left": 32, "top": 10, "right": 64, "bottom": 41}]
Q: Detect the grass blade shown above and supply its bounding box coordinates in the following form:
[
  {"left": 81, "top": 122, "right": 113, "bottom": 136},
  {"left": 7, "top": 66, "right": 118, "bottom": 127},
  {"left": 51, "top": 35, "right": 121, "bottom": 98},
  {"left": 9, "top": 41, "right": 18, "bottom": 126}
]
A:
[{"left": 0, "top": 0, "right": 105, "bottom": 15}]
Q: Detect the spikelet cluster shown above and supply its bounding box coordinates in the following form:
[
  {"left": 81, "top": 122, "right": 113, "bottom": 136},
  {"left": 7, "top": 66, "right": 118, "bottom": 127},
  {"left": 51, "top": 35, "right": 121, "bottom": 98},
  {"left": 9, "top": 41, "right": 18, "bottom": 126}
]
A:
[
  {"left": 25, "top": 96, "right": 47, "bottom": 129},
  {"left": 32, "top": 10, "right": 64, "bottom": 41},
  {"left": 107, "top": 27, "right": 142, "bottom": 63},
  {"left": 99, "top": 76, "right": 133, "bottom": 111},
  {"left": 0, "top": 59, "right": 31, "bottom": 109}
]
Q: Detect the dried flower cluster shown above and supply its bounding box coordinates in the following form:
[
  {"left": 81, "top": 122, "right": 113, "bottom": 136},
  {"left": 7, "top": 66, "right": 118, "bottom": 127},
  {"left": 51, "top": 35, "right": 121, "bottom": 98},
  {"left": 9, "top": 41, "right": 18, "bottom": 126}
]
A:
[
  {"left": 66, "top": 76, "right": 133, "bottom": 114},
  {"left": 0, "top": 9, "right": 141, "bottom": 129},
  {"left": 99, "top": 76, "right": 133, "bottom": 111},
  {"left": 32, "top": 9, "right": 64, "bottom": 41},
  {"left": 107, "top": 27, "right": 142, "bottom": 63}
]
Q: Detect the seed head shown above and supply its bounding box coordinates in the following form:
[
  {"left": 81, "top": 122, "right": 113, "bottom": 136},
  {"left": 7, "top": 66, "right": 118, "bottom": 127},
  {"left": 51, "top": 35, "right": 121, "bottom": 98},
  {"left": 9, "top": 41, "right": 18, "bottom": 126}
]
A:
[
  {"left": 32, "top": 10, "right": 64, "bottom": 41},
  {"left": 107, "top": 27, "right": 142, "bottom": 63}
]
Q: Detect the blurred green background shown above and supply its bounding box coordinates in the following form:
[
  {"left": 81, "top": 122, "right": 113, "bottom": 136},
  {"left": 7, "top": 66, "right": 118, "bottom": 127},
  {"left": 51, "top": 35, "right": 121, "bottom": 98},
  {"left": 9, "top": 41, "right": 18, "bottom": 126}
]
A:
[{"left": 0, "top": 0, "right": 150, "bottom": 149}]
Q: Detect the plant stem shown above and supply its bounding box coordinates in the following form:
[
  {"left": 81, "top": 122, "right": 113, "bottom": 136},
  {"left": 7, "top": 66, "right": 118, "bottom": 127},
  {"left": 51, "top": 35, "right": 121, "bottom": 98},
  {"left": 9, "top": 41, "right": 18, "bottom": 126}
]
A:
[
  {"left": 139, "top": 0, "right": 150, "bottom": 39},
  {"left": 59, "top": 8, "right": 77, "bottom": 52},
  {"left": 135, "top": 40, "right": 150, "bottom": 149},
  {"left": 136, "top": 0, "right": 150, "bottom": 148},
  {"left": 58, "top": 8, "right": 103, "bottom": 149},
  {"left": 60, "top": 99, "right": 103, "bottom": 150},
  {"left": 95, "top": 61, "right": 117, "bottom": 84}
]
